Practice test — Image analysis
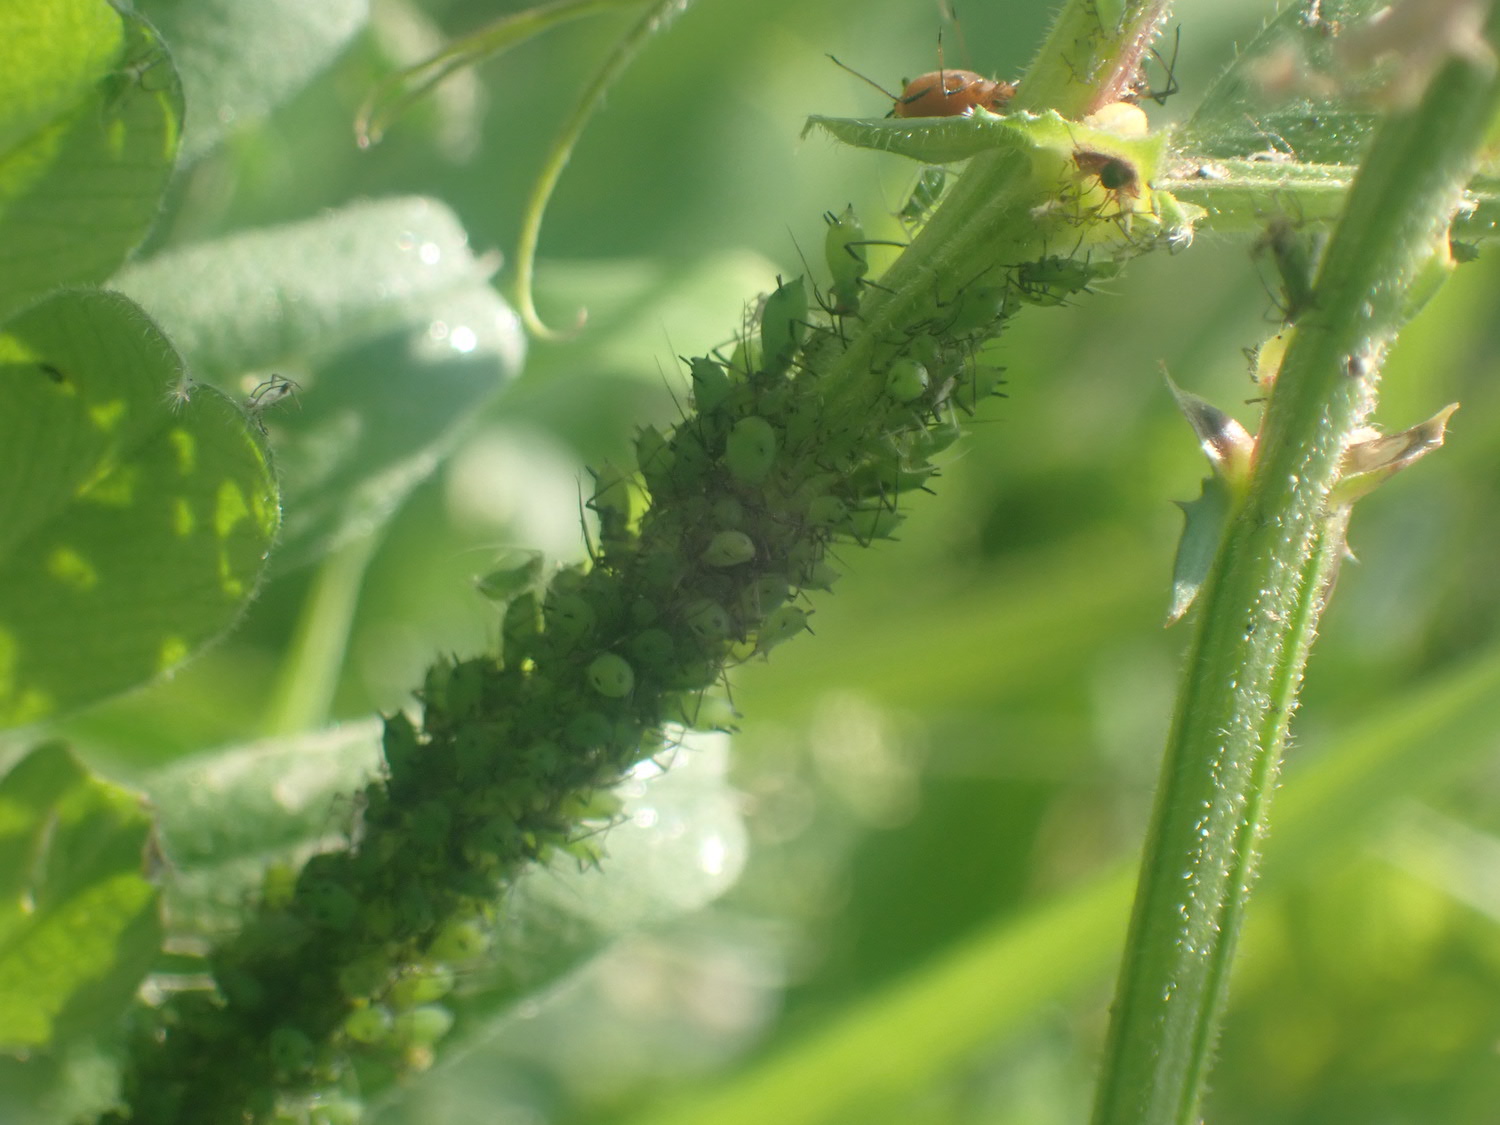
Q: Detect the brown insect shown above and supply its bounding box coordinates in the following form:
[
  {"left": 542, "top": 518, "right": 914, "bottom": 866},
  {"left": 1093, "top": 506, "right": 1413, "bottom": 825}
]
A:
[
  {"left": 829, "top": 56, "right": 1017, "bottom": 119},
  {"left": 1073, "top": 151, "right": 1141, "bottom": 200},
  {"left": 892, "top": 68, "right": 1016, "bottom": 117}
]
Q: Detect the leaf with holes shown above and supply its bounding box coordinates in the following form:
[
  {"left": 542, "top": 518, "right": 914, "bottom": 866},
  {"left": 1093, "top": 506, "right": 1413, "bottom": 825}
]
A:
[
  {"left": 0, "top": 289, "right": 278, "bottom": 727},
  {"left": 0, "top": 742, "right": 162, "bottom": 1051},
  {"left": 0, "top": 0, "right": 182, "bottom": 324}
]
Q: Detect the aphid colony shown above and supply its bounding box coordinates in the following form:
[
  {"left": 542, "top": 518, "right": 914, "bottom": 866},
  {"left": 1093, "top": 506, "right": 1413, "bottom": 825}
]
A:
[{"left": 115, "top": 175, "right": 1122, "bottom": 1125}]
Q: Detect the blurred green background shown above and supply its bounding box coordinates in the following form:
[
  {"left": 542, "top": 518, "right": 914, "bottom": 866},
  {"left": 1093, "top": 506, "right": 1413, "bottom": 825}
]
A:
[{"left": 54, "top": 0, "right": 1500, "bottom": 1121}]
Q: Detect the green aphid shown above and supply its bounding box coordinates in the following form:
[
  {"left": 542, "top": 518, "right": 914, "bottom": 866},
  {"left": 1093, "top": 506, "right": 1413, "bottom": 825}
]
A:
[
  {"left": 841, "top": 505, "right": 906, "bottom": 542},
  {"left": 502, "top": 591, "right": 541, "bottom": 660},
  {"left": 393, "top": 1004, "right": 455, "bottom": 1050},
  {"left": 689, "top": 356, "right": 731, "bottom": 412},
  {"left": 381, "top": 711, "right": 421, "bottom": 782},
  {"left": 683, "top": 598, "right": 732, "bottom": 643},
  {"left": 544, "top": 592, "right": 596, "bottom": 644},
  {"left": 588, "top": 470, "right": 634, "bottom": 546},
  {"left": 940, "top": 281, "right": 1010, "bottom": 335},
  {"left": 759, "top": 276, "right": 808, "bottom": 375},
  {"left": 756, "top": 605, "right": 810, "bottom": 655},
  {"left": 475, "top": 549, "right": 544, "bottom": 603},
  {"left": 1255, "top": 215, "right": 1324, "bottom": 324},
  {"left": 899, "top": 166, "right": 947, "bottom": 226},
  {"left": 628, "top": 627, "right": 676, "bottom": 670},
  {"left": 587, "top": 653, "right": 636, "bottom": 698},
  {"left": 884, "top": 358, "right": 929, "bottom": 403},
  {"left": 726, "top": 415, "right": 778, "bottom": 484},
  {"left": 823, "top": 205, "right": 869, "bottom": 314},
  {"left": 1014, "top": 254, "right": 1106, "bottom": 306},
  {"left": 702, "top": 529, "right": 757, "bottom": 567},
  {"left": 343, "top": 1005, "right": 394, "bottom": 1046}
]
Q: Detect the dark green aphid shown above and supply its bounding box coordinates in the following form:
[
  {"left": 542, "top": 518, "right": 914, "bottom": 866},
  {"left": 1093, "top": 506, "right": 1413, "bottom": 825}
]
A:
[
  {"left": 381, "top": 711, "right": 421, "bottom": 782},
  {"left": 899, "top": 166, "right": 947, "bottom": 225},
  {"left": 502, "top": 591, "right": 541, "bottom": 661},
  {"left": 759, "top": 276, "right": 808, "bottom": 375},
  {"left": 710, "top": 496, "right": 744, "bottom": 528},
  {"left": 823, "top": 205, "right": 869, "bottom": 314},
  {"left": 299, "top": 876, "right": 358, "bottom": 932},
  {"left": 628, "top": 627, "right": 676, "bottom": 670},
  {"left": 726, "top": 415, "right": 777, "bottom": 484},
  {"left": 444, "top": 658, "right": 487, "bottom": 721},
  {"left": 566, "top": 710, "right": 614, "bottom": 748},
  {"left": 475, "top": 549, "right": 544, "bottom": 603},
  {"left": 635, "top": 425, "right": 675, "bottom": 493},
  {"left": 269, "top": 1027, "right": 315, "bottom": 1076}
]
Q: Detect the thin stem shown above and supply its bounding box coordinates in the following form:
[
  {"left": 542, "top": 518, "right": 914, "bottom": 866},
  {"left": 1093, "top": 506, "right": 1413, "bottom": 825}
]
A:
[
  {"left": 262, "top": 530, "right": 381, "bottom": 736},
  {"left": 513, "top": 0, "right": 695, "bottom": 339},
  {"left": 1090, "top": 13, "right": 1500, "bottom": 1124}
]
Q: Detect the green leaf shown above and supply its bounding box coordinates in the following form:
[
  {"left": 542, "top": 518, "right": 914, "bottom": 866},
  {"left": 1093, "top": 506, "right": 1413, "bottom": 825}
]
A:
[
  {"left": 0, "top": 1, "right": 183, "bottom": 324},
  {"left": 114, "top": 197, "right": 525, "bottom": 568},
  {"left": 1166, "top": 476, "right": 1232, "bottom": 628},
  {"left": 0, "top": 289, "right": 279, "bottom": 727},
  {"left": 135, "top": 0, "right": 368, "bottom": 161},
  {"left": 1174, "top": 0, "right": 1387, "bottom": 166},
  {"left": 804, "top": 109, "right": 1038, "bottom": 166},
  {"left": 0, "top": 743, "right": 162, "bottom": 1051}
]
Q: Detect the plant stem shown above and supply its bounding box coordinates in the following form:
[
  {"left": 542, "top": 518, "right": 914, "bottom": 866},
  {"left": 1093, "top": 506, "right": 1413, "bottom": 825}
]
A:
[
  {"left": 1090, "top": 15, "right": 1500, "bottom": 1124},
  {"left": 263, "top": 530, "right": 380, "bottom": 736}
]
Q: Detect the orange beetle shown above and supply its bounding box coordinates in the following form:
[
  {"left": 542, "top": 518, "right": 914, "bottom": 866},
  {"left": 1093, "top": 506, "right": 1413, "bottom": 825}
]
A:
[
  {"left": 829, "top": 55, "right": 1017, "bottom": 119},
  {"left": 893, "top": 68, "right": 1016, "bottom": 117}
]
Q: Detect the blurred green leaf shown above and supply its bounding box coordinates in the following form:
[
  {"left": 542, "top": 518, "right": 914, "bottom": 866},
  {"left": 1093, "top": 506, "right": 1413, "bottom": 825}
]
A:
[
  {"left": 0, "top": 742, "right": 161, "bottom": 1051},
  {"left": 0, "top": 289, "right": 278, "bottom": 727},
  {"left": 114, "top": 196, "right": 524, "bottom": 568},
  {"left": 0, "top": 1, "right": 182, "bottom": 323},
  {"left": 1174, "top": 0, "right": 1385, "bottom": 165},
  {"left": 135, "top": 0, "right": 368, "bottom": 161}
]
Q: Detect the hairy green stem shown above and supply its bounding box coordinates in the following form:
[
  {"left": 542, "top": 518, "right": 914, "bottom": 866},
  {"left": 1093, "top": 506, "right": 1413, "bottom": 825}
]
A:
[{"left": 1090, "top": 13, "right": 1500, "bottom": 1124}]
